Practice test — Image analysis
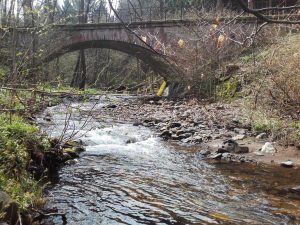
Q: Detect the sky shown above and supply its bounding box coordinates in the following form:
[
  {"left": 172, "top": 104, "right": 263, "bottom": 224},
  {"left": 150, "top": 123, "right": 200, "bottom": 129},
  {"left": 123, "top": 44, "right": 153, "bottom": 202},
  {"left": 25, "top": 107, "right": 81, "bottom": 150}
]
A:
[{"left": 57, "top": 0, "right": 120, "bottom": 10}]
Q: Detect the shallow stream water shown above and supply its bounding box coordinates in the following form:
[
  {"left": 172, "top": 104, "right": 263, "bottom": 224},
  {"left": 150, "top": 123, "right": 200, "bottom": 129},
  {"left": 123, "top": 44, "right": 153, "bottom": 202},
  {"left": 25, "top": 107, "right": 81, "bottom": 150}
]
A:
[{"left": 38, "top": 97, "right": 300, "bottom": 225}]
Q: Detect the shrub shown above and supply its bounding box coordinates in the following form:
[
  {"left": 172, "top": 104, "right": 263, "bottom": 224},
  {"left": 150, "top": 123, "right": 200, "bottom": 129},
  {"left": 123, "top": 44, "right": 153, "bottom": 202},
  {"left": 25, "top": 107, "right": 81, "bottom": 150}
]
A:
[{"left": 217, "top": 77, "right": 240, "bottom": 100}]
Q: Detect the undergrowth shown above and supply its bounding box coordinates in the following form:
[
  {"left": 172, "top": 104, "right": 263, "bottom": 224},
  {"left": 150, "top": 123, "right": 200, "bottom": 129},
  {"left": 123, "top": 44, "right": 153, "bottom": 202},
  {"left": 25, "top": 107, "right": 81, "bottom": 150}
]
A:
[
  {"left": 240, "top": 34, "right": 300, "bottom": 146},
  {"left": 0, "top": 114, "right": 49, "bottom": 212}
]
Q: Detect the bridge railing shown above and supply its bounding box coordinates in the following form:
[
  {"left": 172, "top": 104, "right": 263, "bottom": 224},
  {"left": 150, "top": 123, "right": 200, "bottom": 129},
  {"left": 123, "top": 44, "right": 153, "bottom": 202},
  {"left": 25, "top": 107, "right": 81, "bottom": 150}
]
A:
[
  {"left": 54, "top": 6, "right": 192, "bottom": 25},
  {"left": 55, "top": 6, "right": 247, "bottom": 25},
  {"left": 54, "top": 4, "right": 299, "bottom": 26}
]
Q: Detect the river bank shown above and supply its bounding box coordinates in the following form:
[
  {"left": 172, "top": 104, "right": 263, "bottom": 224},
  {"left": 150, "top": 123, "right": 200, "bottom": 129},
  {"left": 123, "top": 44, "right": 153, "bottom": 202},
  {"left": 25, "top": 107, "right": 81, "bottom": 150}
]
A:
[
  {"left": 2, "top": 93, "right": 299, "bottom": 225},
  {"left": 0, "top": 93, "right": 86, "bottom": 225},
  {"left": 88, "top": 95, "right": 300, "bottom": 168}
]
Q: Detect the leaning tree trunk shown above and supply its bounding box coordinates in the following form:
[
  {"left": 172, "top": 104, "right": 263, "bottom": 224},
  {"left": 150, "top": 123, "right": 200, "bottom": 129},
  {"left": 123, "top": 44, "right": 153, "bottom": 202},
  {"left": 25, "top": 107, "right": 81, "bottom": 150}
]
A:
[
  {"left": 71, "top": 50, "right": 86, "bottom": 89},
  {"left": 70, "top": 0, "right": 91, "bottom": 89}
]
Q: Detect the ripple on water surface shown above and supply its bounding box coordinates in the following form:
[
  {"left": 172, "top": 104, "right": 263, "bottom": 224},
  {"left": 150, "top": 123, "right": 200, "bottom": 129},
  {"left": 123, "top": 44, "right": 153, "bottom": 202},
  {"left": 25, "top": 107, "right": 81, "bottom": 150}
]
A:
[{"left": 41, "top": 103, "right": 300, "bottom": 225}]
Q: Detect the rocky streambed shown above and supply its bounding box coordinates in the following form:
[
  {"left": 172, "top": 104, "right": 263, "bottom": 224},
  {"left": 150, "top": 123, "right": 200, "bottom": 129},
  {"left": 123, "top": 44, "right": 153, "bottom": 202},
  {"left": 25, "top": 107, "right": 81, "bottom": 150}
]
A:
[
  {"left": 37, "top": 95, "right": 300, "bottom": 225},
  {"left": 88, "top": 96, "right": 300, "bottom": 167}
]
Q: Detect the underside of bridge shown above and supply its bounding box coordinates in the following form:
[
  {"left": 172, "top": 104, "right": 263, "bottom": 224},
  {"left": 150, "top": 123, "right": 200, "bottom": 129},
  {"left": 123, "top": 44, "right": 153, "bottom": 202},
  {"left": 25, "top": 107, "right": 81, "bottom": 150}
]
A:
[{"left": 41, "top": 40, "right": 183, "bottom": 83}]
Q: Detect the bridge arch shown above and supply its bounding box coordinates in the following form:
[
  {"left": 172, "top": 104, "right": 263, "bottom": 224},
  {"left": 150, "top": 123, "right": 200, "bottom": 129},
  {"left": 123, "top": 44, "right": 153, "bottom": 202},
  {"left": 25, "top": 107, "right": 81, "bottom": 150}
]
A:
[{"left": 41, "top": 39, "right": 183, "bottom": 82}]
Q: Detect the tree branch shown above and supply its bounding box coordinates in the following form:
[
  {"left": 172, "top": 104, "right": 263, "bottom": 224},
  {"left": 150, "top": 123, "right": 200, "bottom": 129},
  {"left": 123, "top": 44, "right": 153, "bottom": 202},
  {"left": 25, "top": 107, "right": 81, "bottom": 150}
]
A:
[{"left": 236, "top": 0, "right": 300, "bottom": 24}]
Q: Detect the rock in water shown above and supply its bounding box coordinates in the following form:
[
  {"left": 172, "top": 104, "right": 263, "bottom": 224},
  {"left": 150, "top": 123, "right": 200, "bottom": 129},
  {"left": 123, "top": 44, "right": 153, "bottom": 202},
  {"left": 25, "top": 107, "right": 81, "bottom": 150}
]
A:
[
  {"left": 199, "top": 149, "right": 211, "bottom": 156},
  {"left": 221, "top": 139, "right": 238, "bottom": 153},
  {"left": 126, "top": 137, "right": 138, "bottom": 144},
  {"left": 133, "top": 121, "right": 143, "bottom": 126},
  {"left": 291, "top": 186, "right": 300, "bottom": 193},
  {"left": 218, "top": 139, "right": 249, "bottom": 154},
  {"left": 160, "top": 130, "right": 171, "bottom": 139},
  {"left": 261, "top": 142, "right": 277, "bottom": 154},
  {"left": 280, "top": 160, "right": 294, "bottom": 168},
  {"left": 210, "top": 153, "right": 223, "bottom": 159}
]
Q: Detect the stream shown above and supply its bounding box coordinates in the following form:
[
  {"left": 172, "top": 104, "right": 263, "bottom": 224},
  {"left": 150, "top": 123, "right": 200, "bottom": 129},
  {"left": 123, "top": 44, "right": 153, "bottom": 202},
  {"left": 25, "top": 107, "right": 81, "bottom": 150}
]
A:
[{"left": 38, "top": 97, "right": 300, "bottom": 225}]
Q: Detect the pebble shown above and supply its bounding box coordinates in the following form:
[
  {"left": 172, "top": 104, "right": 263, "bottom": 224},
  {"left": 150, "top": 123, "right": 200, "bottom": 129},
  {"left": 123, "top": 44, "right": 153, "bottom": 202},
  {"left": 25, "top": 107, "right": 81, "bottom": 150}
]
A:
[
  {"left": 133, "top": 121, "right": 143, "bottom": 126},
  {"left": 232, "top": 134, "right": 246, "bottom": 140},
  {"left": 254, "top": 152, "right": 264, "bottom": 156},
  {"left": 193, "top": 136, "right": 203, "bottom": 143},
  {"left": 280, "top": 160, "right": 294, "bottom": 168},
  {"left": 256, "top": 133, "right": 268, "bottom": 139},
  {"left": 234, "top": 128, "right": 246, "bottom": 134}
]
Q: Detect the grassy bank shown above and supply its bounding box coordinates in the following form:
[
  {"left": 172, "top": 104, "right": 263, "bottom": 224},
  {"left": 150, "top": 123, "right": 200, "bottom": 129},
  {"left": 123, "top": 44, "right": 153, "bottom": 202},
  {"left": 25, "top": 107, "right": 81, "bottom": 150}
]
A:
[
  {"left": 218, "top": 33, "right": 300, "bottom": 146},
  {"left": 0, "top": 113, "right": 48, "bottom": 223},
  {"left": 0, "top": 86, "right": 89, "bottom": 224}
]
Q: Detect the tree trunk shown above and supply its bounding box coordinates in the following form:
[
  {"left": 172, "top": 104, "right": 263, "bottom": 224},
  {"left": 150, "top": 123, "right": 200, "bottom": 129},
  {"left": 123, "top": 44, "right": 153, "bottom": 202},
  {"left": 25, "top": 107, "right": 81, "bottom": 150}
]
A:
[
  {"left": 22, "top": 0, "right": 33, "bottom": 27},
  {"left": 71, "top": 50, "right": 86, "bottom": 89},
  {"left": 71, "top": 0, "right": 93, "bottom": 89},
  {"left": 7, "top": 0, "right": 15, "bottom": 26},
  {"left": 216, "top": 0, "right": 224, "bottom": 10}
]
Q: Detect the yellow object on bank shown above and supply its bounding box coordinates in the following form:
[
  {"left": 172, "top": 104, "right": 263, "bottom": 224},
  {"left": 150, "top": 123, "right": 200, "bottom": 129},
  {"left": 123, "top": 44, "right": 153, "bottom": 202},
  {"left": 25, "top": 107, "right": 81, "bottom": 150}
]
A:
[
  {"left": 178, "top": 39, "right": 185, "bottom": 48},
  {"left": 156, "top": 81, "right": 167, "bottom": 97}
]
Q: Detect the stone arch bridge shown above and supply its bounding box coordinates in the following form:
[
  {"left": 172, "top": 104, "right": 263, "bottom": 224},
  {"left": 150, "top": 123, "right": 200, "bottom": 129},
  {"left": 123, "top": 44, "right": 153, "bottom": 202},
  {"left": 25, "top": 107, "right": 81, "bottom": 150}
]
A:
[
  {"left": 37, "top": 20, "right": 194, "bottom": 82},
  {"left": 11, "top": 18, "right": 261, "bottom": 82}
]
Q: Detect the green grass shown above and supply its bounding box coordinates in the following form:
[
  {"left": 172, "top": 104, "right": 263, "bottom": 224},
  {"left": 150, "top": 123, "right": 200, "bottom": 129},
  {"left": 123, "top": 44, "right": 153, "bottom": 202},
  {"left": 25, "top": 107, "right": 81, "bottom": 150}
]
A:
[
  {"left": 252, "top": 122, "right": 270, "bottom": 133},
  {"left": 0, "top": 113, "right": 48, "bottom": 212},
  {"left": 41, "top": 83, "right": 102, "bottom": 95},
  {"left": 217, "top": 77, "right": 240, "bottom": 101},
  {"left": 0, "top": 65, "right": 9, "bottom": 82},
  {"left": 240, "top": 48, "right": 271, "bottom": 64}
]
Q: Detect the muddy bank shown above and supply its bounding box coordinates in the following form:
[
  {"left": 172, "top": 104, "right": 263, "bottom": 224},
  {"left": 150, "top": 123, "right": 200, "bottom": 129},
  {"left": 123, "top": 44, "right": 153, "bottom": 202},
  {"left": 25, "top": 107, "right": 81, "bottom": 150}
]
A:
[{"left": 91, "top": 96, "right": 300, "bottom": 168}]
